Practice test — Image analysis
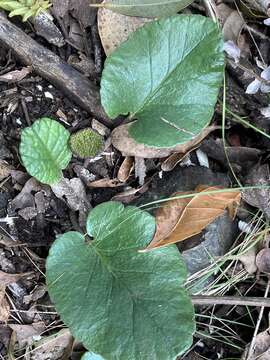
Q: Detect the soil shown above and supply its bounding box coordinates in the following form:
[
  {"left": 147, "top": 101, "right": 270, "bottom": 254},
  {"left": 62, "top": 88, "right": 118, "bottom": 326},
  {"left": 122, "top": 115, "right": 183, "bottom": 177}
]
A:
[{"left": 0, "top": 3, "right": 270, "bottom": 360}]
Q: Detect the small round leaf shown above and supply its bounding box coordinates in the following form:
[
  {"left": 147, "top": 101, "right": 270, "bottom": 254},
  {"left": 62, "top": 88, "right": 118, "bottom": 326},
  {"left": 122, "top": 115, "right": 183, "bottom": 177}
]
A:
[
  {"left": 20, "top": 117, "right": 72, "bottom": 185},
  {"left": 46, "top": 202, "right": 195, "bottom": 360}
]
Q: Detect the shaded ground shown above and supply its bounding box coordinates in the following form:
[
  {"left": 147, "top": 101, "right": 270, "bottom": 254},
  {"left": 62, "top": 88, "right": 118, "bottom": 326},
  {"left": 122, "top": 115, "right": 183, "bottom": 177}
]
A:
[{"left": 0, "top": 2, "right": 270, "bottom": 360}]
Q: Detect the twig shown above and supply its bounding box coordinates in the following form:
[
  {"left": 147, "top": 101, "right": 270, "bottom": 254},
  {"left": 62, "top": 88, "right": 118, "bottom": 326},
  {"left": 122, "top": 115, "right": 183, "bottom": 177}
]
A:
[
  {"left": 192, "top": 295, "right": 270, "bottom": 307},
  {"left": 0, "top": 13, "right": 111, "bottom": 127},
  {"left": 245, "top": 279, "right": 270, "bottom": 359}
]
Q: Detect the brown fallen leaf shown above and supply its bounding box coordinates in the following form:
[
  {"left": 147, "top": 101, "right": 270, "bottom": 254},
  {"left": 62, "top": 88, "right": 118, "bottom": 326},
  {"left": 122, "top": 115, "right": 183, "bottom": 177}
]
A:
[
  {"left": 31, "top": 329, "right": 73, "bottom": 360},
  {"left": 241, "top": 328, "right": 270, "bottom": 360},
  {"left": 52, "top": 0, "right": 101, "bottom": 27},
  {"left": 243, "top": 164, "right": 270, "bottom": 219},
  {"left": 98, "top": 3, "right": 151, "bottom": 55},
  {"left": 51, "top": 178, "right": 90, "bottom": 213},
  {"left": 238, "top": 246, "right": 258, "bottom": 275},
  {"left": 0, "top": 289, "right": 10, "bottom": 323},
  {"left": 256, "top": 248, "right": 270, "bottom": 274},
  {"left": 0, "top": 271, "right": 29, "bottom": 323},
  {"left": 87, "top": 178, "right": 123, "bottom": 188},
  {"left": 117, "top": 156, "right": 134, "bottom": 182},
  {"left": 146, "top": 186, "right": 241, "bottom": 250},
  {"left": 0, "top": 66, "right": 32, "bottom": 83},
  {"left": 112, "top": 123, "right": 217, "bottom": 159},
  {"left": 161, "top": 126, "right": 215, "bottom": 171},
  {"left": 0, "top": 271, "right": 28, "bottom": 287},
  {"left": 0, "top": 160, "right": 13, "bottom": 181},
  {"left": 9, "top": 322, "right": 46, "bottom": 349}
]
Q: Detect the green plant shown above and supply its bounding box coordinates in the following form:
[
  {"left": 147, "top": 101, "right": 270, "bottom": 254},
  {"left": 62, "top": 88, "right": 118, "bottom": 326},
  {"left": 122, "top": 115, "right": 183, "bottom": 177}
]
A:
[
  {"left": 70, "top": 128, "right": 104, "bottom": 159},
  {"left": 92, "top": 0, "right": 194, "bottom": 18},
  {"left": 0, "top": 0, "right": 51, "bottom": 21},
  {"left": 81, "top": 352, "right": 105, "bottom": 360},
  {"left": 101, "top": 15, "right": 224, "bottom": 148},
  {"left": 46, "top": 201, "right": 195, "bottom": 360},
  {"left": 19, "top": 117, "right": 72, "bottom": 185}
]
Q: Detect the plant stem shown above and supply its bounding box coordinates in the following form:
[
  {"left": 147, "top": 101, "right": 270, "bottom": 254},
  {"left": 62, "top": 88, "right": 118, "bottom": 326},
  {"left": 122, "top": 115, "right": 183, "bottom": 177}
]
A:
[
  {"left": 192, "top": 295, "right": 270, "bottom": 307},
  {"left": 245, "top": 279, "right": 270, "bottom": 359}
]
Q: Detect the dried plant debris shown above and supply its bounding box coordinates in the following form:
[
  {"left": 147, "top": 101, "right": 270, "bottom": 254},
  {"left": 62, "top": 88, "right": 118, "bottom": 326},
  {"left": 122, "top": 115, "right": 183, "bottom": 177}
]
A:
[
  {"left": 146, "top": 186, "right": 240, "bottom": 250},
  {"left": 98, "top": 4, "right": 151, "bottom": 55},
  {"left": 243, "top": 164, "right": 270, "bottom": 219}
]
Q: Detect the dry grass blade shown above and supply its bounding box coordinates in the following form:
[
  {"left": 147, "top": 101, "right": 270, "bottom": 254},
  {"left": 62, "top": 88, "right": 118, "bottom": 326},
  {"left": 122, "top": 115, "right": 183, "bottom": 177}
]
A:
[{"left": 146, "top": 186, "right": 241, "bottom": 250}]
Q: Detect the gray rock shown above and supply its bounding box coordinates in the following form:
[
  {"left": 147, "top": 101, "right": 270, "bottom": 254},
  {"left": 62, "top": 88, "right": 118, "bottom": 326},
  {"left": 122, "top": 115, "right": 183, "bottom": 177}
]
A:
[
  {"left": 135, "top": 166, "right": 230, "bottom": 206},
  {"left": 181, "top": 212, "right": 237, "bottom": 276}
]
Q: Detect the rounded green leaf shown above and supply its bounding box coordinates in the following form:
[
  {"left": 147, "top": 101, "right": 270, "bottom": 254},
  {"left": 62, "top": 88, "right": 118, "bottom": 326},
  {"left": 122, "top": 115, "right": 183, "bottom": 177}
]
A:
[
  {"left": 81, "top": 352, "right": 105, "bottom": 360},
  {"left": 46, "top": 201, "right": 195, "bottom": 360},
  {"left": 101, "top": 15, "right": 224, "bottom": 147},
  {"left": 20, "top": 117, "right": 72, "bottom": 185},
  {"left": 98, "top": 0, "right": 194, "bottom": 18}
]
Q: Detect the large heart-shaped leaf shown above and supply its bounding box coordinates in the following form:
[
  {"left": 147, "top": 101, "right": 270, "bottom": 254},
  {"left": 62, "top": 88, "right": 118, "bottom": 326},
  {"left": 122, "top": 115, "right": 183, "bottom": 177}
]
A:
[
  {"left": 46, "top": 202, "right": 195, "bottom": 360},
  {"left": 95, "top": 0, "right": 194, "bottom": 18},
  {"left": 81, "top": 352, "right": 105, "bottom": 360},
  {"left": 20, "top": 118, "right": 72, "bottom": 185},
  {"left": 101, "top": 15, "right": 224, "bottom": 147}
]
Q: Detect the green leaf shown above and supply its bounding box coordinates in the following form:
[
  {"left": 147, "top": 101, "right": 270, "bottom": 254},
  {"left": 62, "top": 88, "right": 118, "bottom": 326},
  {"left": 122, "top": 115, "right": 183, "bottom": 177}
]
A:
[
  {"left": 69, "top": 128, "right": 104, "bottom": 159},
  {"left": 20, "top": 118, "right": 72, "bottom": 185},
  {"left": 101, "top": 15, "right": 224, "bottom": 147},
  {"left": 96, "top": 0, "right": 194, "bottom": 18},
  {"left": 46, "top": 201, "right": 195, "bottom": 360},
  {"left": 81, "top": 352, "right": 105, "bottom": 360},
  {"left": 0, "top": 0, "right": 51, "bottom": 21}
]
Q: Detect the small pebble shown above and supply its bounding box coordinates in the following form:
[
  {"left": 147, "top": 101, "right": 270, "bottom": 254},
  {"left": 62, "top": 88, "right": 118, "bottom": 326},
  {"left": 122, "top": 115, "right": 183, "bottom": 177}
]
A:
[{"left": 44, "top": 91, "right": 54, "bottom": 100}]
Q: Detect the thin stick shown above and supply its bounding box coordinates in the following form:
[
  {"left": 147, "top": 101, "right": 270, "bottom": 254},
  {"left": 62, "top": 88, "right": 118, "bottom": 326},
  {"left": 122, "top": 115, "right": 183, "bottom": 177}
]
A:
[
  {"left": 245, "top": 279, "right": 270, "bottom": 359},
  {"left": 192, "top": 295, "right": 270, "bottom": 307}
]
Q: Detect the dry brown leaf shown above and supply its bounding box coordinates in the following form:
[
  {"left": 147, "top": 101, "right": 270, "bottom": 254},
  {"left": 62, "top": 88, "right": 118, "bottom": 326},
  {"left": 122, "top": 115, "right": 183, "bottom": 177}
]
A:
[
  {"left": 238, "top": 246, "right": 258, "bottom": 274},
  {"left": 117, "top": 156, "right": 134, "bottom": 182},
  {"left": 0, "top": 160, "right": 13, "bottom": 181},
  {"left": 98, "top": 2, "right": 151, "bottom": 55},
  {"left": 256, "top": 248, "right": 270, "bottom": 274},
  {"left": 161, "top": 126, "right": 215, "bottom": 171},
  {"left": 242, "top": 328, "right": 270, "bottom": 360},
  {"left": 52, "top": 0, "right": 101, "bottom": 27},
  {"left": 217, "top": 4, "right": 245, "bottom": 44},
  {"left": 51, "top": 178, "right": 90, "bottom": 213},
  {"left": 0, "top": 271, "right": 27, "bottom": 287},
  {"left": 0, "top": 288, "right": 10, "bottom": 323},
  {"left": 112, "top": 123, "right": 217, "bottom": 159},
  {"left": 9, "top": 322, "right": 46, "bottom": 349},
  {"left": 243, "top": 164, "right": 270, "bottom": 219},
  {"left": 0, "top": 67, "right": 32, "bottom": 83},
  {"left": 31, "top": 329, "right": 73, "bottom": 360},
  {"left": 88, "top": 178, "right": 123, "bottom": 188},
  {"left": 147, "top": 186, "right": 241, "bottom": 250}
]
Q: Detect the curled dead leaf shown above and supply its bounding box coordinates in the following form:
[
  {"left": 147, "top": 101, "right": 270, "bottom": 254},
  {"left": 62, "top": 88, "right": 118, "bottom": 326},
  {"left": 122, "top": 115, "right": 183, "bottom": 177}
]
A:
[
  {"left": 217, "top": 4, "right": 245, "bottom": 45},
  {"left": 146, "top": 186, "right": 241, "bottom": 250},
  {"left": 87, "top": 178, "right": 123, "bottom": 188},
  {"left": 98, "top": 3, "right": 151, "bottom": 55},
  {"left": 256, "top": 248, "right": 270, "bottom": 274},
  {"left": 0, "top": 290, "right": 9, "bottom": 323},
  {"left": 117, "top": 156, "right": 134, "bottom": 182},
  {"left": 0, "top": 67, "right": 32, "bottom": 83},
  {"left": 0, "top": 160, "right": 14, "bottom": 181},
  {"left": 242, "top": 328, "right": 270, "bottom": 360},
  {"left": 238, "top": 246, "right": 258, "bottom": 274},
  {"left": 112, "top": 123, "right": 216, "bottom": 159}
]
